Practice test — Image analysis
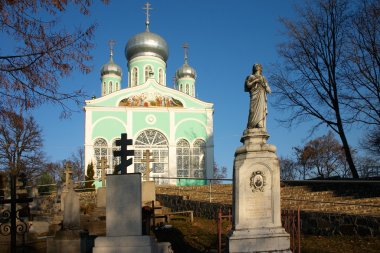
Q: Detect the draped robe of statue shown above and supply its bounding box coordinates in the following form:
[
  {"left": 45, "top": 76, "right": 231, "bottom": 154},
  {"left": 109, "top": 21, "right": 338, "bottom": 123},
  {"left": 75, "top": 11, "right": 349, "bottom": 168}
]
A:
[{"left": 245, "top": 64, "right": 271, "bottom": 129}]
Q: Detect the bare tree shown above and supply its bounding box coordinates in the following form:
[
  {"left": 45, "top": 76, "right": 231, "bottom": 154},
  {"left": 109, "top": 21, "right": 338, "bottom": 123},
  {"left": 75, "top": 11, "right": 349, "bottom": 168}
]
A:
[
  {"left": 0, "top": 0, "right": 107, "bottom": 116},
  {"left": 279, "top": 157, "right": 297, "bottom": 180},
  {"left": 294, "top": 132, "right": 347, "bottom": 178},
  {"left": 344, "top": 0, "right": 380, "bottom": 126},
  {"left": 0, "top": 110, "right": 44, "bottom": 178},
  {"left": 293, "top": 146, "right": 314, "bottom": 180},
  {"left": 70, "top": 146, "right": 85, "bottom": 182},
  {"left": 270, "top": 0, "right": 359, "bottom": 178},
  {"left": 213, "top": 162, "right": 227, "bottom": 183}
]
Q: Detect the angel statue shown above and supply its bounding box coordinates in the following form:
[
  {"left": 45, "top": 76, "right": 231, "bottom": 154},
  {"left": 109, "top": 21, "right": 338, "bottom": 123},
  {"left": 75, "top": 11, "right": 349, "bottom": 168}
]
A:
[{"left": 245, "top": 64, "right": 271, "bottom": 129}]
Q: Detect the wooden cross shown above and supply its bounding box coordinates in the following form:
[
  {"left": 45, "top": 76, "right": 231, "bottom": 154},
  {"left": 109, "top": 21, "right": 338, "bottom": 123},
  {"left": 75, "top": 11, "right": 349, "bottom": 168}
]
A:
[
  {"left": 113, "top": 133, "right": 135, "bottom": 174},
  {"left": 141, "top": 149, "right": 154, "bottom": 181},
  {"left": 64, "top": 162, "right": 73, "bottom": 190},
  {"left": 98, "top": 157, "right": 109, "bottom": 187}
]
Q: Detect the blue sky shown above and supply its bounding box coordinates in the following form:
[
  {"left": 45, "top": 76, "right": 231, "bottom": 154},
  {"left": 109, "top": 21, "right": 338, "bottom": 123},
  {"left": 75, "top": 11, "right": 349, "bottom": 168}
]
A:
[{"left": 31, "top": 0, "right": 363, "bottom": 176}]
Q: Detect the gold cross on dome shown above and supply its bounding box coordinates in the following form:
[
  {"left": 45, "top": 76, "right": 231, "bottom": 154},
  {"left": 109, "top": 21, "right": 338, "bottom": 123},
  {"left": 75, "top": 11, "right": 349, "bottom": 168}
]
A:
[
  {"left": 108, "top": 39, "right": 115, "bottom": 58},
  {"left": 143, "top": 2, "right": 153, "bottom": 31}
]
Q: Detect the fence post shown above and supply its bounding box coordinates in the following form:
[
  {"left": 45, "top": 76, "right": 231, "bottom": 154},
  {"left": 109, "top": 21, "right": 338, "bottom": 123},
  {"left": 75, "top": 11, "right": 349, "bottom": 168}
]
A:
[
  {"left": 152, "top": 200, "right": 155, "bottom": 227},
  {"left": 217, "top": 208, "right": 222, "bottom": 253},
  {"left": 209, "top": 179, "right": 212, "bottom": 203},
  {"left": 297, "top": 207, "right": 301, "bottom": 253}
]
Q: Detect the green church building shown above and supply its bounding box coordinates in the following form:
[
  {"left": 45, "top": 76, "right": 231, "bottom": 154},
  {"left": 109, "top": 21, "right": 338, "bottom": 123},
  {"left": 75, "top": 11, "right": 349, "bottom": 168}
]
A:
[{"left": 84, "top": 5, "right": 214, "bottom": 185}]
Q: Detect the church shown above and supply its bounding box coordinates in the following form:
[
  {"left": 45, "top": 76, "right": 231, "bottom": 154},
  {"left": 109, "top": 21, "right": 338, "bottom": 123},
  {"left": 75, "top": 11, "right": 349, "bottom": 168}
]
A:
[{"left": 83, "top": 4, "right": 214, "bottom": 185}]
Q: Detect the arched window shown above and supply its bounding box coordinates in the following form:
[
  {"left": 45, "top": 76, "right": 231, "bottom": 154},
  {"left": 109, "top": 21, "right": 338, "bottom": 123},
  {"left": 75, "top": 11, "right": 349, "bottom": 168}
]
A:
[
  {"left": 93, "top": 138, "right": 109, "bottom": 178},
  {"left": 109, "top": 81, "right": 113, "bottom": 93},
  {"left": 102, "top": 82, "right": 106, "bottom": 96},
  {"left": 145, "top": 65, "right": 153, "bottom": 82},
  {"left": 111, "top": 139, "right": 120, "bottom": 174},
  {"left": 193, "top": 85, "right": 195, "bottom": 97},
  {"left": 116, "top": 82, "right": 119, "bottom": 91},
  {"left": 159, "top": 69, "right": 163, "bottom": 84},
  {"left": 177, "top": 139, "right": 190, "bottom": 177},
  {"left": 179, "top": 84, "right": 183, "bottom": 92},
  {"left": 186, "top": 84, "right": 189, "bottom": 95},
  {"left": 132, "top": 67, "right": 138, "bottom": 86},
  {"left": 134, "top": 129, "right": 168, "bottom": 179},
  {"left": 191, "top": 139, "right": 206, "bottom": 178}
]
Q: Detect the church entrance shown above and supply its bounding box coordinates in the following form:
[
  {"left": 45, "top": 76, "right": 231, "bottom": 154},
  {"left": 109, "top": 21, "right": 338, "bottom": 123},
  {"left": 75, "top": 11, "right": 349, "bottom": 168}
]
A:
[{"left": 134, "top": 129, "right": 169, "bottom": 181}]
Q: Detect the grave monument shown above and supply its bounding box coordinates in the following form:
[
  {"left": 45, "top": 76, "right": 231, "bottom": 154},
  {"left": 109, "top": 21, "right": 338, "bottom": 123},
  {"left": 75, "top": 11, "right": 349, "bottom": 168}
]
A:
[
  {"left": 93, "top": 133, "right": 171, "bottom": 253},
  {"left": 60, "top": 162, "right": 73, "bottom": 211},
  {"left": 141, "top": 149, "right": 156, "bottom": 204},
  {"left": 47, "top": 162, "right": 85, "bottom": 253},
  {"left": 96, "top": 157, "right": 108, "bottom": 208},
  {"left": 227, "top": 64, "right": 291, "bottom": 252}
]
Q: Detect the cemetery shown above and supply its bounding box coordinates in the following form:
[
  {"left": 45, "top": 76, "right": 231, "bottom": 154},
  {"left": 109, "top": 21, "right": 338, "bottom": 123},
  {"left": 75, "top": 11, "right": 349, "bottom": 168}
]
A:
[{"left": 0, "top": 60, "right": 379, "bottom": 252}]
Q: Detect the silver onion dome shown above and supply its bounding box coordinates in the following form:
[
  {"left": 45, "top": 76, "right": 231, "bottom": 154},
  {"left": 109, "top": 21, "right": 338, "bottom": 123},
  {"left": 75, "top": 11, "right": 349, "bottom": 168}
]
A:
[
  {"left": 176, "top": 63, "right": 197, "bottom": 79},
  {"left": 125, "top": 31, "right": 169, "bottom": 62},
  {"left": 101, "top": 59, "right": 122, "bottom": 76}
]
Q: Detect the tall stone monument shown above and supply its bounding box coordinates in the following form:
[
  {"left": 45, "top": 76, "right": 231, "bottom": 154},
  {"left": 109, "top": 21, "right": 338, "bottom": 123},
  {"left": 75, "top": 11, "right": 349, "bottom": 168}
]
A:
[{"left": 227, "top": 64, "right": 291, "bottom": 253}]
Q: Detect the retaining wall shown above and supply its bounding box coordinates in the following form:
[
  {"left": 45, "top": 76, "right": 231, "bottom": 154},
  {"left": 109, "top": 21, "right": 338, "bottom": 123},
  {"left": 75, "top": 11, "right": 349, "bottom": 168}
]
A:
[{"left": 156, "top": 194, "right": 380, "bottom": 237}]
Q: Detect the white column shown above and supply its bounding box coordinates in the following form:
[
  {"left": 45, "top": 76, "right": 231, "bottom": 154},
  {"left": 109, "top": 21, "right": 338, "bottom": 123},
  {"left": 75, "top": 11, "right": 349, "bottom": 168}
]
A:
[
  {"left": 206, "top": 109, "right": 214, "bottom": 179},
  {"left": 84, "top": 108, "right": 93, "bottom": 175},
  {"left": 127, "top": 109, "right": 134, "bottom": 173},
  {"left": 168, "top": 110, "right": 177, "bottom": 185}
]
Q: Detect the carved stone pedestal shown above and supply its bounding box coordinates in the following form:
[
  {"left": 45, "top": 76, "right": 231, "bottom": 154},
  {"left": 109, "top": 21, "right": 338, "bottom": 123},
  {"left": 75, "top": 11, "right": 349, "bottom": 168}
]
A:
[{"left": 227, "top": 129, "right": 291, "bottom": 253}]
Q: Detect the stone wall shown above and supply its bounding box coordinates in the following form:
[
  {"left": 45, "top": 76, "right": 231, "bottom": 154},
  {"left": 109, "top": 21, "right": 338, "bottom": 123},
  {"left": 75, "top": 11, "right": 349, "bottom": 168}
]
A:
[
  {"left": 156, "top": 194, "right": 380, "bottom": 237},
  {"left": 156, "top": 194, "right": 231, "bottom": 220},
  {"left": 282, "top": 180, "right": 380, "bottom": 198},
  {"left": 301, "top": 211, "right": 380, "bottom": 236}
]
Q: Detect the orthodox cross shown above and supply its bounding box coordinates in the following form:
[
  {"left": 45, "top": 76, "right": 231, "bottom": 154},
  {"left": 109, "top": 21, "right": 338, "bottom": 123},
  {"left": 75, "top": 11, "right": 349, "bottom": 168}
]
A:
[
  {"left": 143, "top": 2, "right": 153, "bottom": 31},
  {"left": 64, "top": 162, "right": 73, "bottom": 190},
  {"left": 182, "top": 42, "right": 189, "bottom": 64},
  {"left": 141, "top": 149, "right": 154, "bottom": 181},
  {"left": 109, "top": 39, "right": 115, "bottom": 60},
  {"left": 113, "top": 133, "right": 135, "bottom": 174},
  {"left": 98, "top": 157, "right": 109, "bottom": 187}
]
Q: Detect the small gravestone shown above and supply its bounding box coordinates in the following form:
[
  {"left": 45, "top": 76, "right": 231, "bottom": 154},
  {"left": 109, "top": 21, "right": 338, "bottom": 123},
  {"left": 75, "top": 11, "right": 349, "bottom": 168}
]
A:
[
  {"left": 141, "top": 149, "right": 156, "bottom": 204},
  {"left": 47, "top": 162, "right": 86, "bottom": 253},
  {"left": 96, "top": 157, "right": 108, "bottom": 208},
  {"left": 60, "top": 162, "right": 73, "bottom": 211}
]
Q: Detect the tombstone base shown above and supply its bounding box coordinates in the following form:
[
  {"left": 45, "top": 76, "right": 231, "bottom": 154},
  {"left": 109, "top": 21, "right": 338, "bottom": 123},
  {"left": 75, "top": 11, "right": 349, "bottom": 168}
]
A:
[
  {"left": 47, "top": 229, "right": 87, "bottom": 253},
  {"left": 142, "top": 181, "right": 156, "bottom": 204},
  {"left": 93, "top": 235, "right": 155, "bottom": 253},
  {"left": 228, "top": 128, "right": 291, "bottom": 253},
  {"left": 227, "top": 227, "right": 291, "bottom": 253},
  {"left": 96, "top": 187, "right": 106, "bottom": 208}
]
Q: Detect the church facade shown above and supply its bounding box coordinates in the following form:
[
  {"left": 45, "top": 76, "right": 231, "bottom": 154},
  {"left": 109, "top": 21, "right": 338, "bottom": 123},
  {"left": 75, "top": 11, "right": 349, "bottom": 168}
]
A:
[{"left": 84, "top": 8, "right": 214, "bottom": 185}]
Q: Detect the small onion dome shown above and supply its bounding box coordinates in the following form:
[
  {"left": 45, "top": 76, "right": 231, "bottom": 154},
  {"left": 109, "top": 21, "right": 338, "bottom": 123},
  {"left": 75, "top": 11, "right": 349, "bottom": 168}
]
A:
[
  {"left": 125, "top": 31, "right": 169, "bottom": 62},
  {"left": 101, "top": 58, "right": 122, "bottom": 76},
  {"left": 176, "top": 63, "right": 197, "bottom": 79}
]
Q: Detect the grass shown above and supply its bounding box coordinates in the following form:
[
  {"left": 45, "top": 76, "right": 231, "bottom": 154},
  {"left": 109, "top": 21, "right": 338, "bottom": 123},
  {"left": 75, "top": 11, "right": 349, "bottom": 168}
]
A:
[{"left": 154, "top": 216, "right": 380, "bottom": 253}]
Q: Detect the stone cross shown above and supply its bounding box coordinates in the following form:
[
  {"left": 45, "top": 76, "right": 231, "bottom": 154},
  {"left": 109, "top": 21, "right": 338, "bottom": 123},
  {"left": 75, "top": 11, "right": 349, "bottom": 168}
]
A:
[
  {"left": 98, "top": 157, "right": 109, "bottom": 187},
  {"left": 64, "top": 162, "right": 73, "bottom": 190},
  {"left": 141, "top": 149, "right": 154, "bottom": 181},
  {"left": 113, "top": 133, "right": 135, "bottom": 174}
]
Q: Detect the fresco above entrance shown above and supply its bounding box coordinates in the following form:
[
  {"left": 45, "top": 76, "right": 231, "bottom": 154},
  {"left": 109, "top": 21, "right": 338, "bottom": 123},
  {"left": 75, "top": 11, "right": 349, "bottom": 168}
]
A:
[{"left": 119, "top": 92, "right": 184, "bottom": 107}]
